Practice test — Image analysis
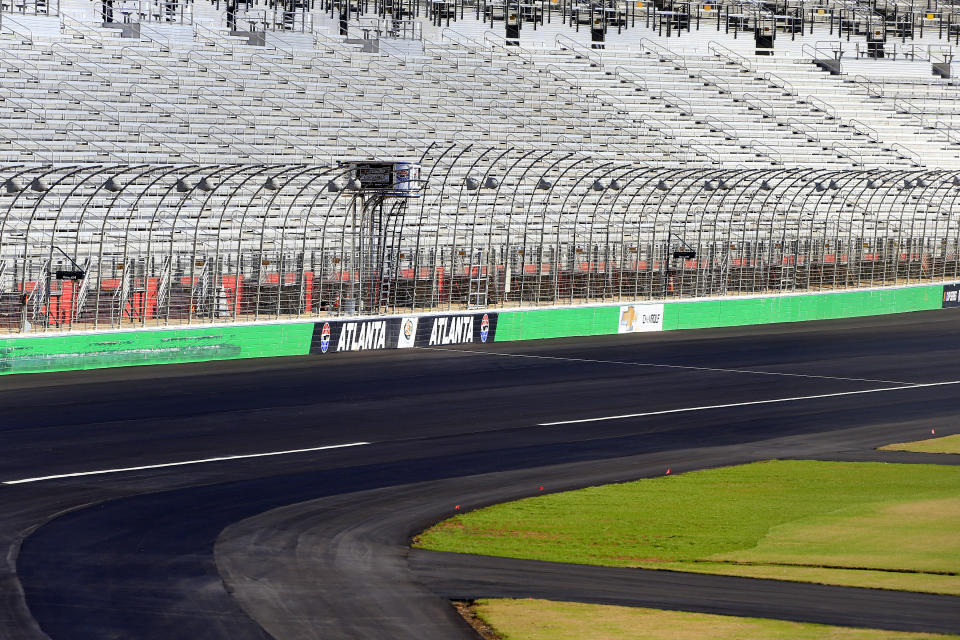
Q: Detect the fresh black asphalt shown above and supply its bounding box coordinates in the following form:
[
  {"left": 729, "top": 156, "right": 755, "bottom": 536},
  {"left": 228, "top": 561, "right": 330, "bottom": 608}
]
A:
[{"left": 1, "top": 309, "right": 960, "bottom": 638}]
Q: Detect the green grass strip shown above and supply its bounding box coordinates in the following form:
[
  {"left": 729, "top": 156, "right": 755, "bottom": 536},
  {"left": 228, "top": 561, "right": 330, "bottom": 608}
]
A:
[
  {"left": 416, "top": 460, "right": 960, "bottom": 594},
  {"left": 881, "top": 434, "right": 960, "bottom": 454},
  {"left": 473, "top": 599, "right": 960, "bottom": 640}
]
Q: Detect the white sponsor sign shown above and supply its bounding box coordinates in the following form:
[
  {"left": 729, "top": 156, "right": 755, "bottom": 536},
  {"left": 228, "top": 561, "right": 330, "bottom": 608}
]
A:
[
  {"left": 397, "top": 317, "right": 419, "bottom": 348},
  {"left": 618, "top": 304, "right": 664, "bottom": 333}
]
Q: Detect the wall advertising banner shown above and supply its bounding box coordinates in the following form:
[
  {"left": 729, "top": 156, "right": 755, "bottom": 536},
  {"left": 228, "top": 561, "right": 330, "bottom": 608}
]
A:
[
  {"left": 943, "top": 284, "right": 960, "bottom": 308},
  {"left": 618, "top": 303, "right": 665, "bottom": 333},
  {"left": 397, "top": 316, "right": 419, "bottom": 348},
  {"left": 310, "top": 312, "right": 498, "bottom": 354},
  {"left": 418, "top": 312, "right": 498, "bottom": 346}
]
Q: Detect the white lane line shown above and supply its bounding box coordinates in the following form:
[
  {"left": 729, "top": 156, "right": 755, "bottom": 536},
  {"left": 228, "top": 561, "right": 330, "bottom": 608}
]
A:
[
  {"left": 416, "top": 347, "right": 911, "bottom": 386},
  {"left": 538, "top": 380, "right": 960, "bottom": 426},
  {"left": 2, "top": 441, "right": 371, "bottom": 485}
]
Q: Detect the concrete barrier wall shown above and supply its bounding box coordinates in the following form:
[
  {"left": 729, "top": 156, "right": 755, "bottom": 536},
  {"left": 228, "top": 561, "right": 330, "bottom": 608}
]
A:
[
  {"left": 493, "top": 284, "right": 944, "bottom": 341},
  {"left": 0, "top": 284, "right": 948, "bottom": 375},
  {"left": 0, "top": 324, "right": 313, "bottom": 375}
]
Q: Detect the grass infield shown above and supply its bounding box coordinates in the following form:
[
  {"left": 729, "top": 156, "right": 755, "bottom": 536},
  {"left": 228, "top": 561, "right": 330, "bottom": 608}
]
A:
[
  {"left": 471, "top": 599, "right": 960, "bottom": 640},
  {"left": 415, "top": 460, "right": 960, "bottom": 594},
  {"left": 880, "top": 434, "right": 960, "bottom": 454}
]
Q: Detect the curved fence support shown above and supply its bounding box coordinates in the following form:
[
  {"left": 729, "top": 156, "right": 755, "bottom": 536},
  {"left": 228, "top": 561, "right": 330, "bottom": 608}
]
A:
[{"left": 1, "top": 153, "right": 958, "bottom": 333}]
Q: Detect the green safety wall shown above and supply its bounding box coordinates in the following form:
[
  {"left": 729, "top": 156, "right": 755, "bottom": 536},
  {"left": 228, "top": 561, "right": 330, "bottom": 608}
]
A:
[
  {"left": 0, "top": 323, "right": 313, "bottom": 375},
  {"left": 664, "top": 285, "right": 942, "bottom": 330},
  {"left": 493, "top": 306, "right": 620, "bottom": 342},
  {"left": 0, "top": 284, "right": 947, "bottom": 374},
  {"left": 494, "top": 284, "right": 944, "bottom": 341}
]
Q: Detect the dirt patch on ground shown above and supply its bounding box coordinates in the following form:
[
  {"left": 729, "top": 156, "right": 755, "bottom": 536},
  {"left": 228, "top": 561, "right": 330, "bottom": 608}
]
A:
[{"left": 453, "top": 600, "right": 503, "bottom": 640}]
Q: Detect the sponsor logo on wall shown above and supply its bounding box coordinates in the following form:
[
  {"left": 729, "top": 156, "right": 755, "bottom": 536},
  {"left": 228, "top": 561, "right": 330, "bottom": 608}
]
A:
[
  {"left": 944, "top": 284, "right": 960, "bottom": 308},
  {"left": 319, "top": 322, "right": 332, "bottom": 353},
  {"left": 337, "top": 320, "right": 387, "bottom": 352},
  {"left": 397, "top": 317, "right": 419, "bottom": 348},
  {"left": 417, "top": 312, "right": 498, "bottom": 346},
  {"left": 618, "top": 303, "right": 664, "bottom": 333},
  {"left": 310, "top": 312, "right": 497, "bottom": 354},
  {"left": 428, "top": 315, "right": 474, "bottom": 346}
]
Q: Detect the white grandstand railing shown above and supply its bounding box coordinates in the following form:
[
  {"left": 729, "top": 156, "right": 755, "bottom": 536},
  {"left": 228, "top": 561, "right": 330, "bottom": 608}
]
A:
[
  {"left": 783, "top": 115, "right": 824, "bottom": 142},
  {"left": 890, "top": 143, "right": 923, "bottom": 166},
  {"left": 59, "top": 122, "right": 128, "bottom": 162},
  {"left": 760, "top": 71, "right": 797, "bottom": 96},
  {"left": 831, "top": 140, "right": 869, "bottom": 166},
  {"left": 802, "top": 94, "right": 839, "bottom": 120},
  {"left": 193, "top": 22, "right": 230, "bottom": 49},
  {"left": 611, "top": 65, "right": 648, "bottom": 92},
  {"left": 0, "top": 47, "right": 42, "bottom": 84},
  {"left": 48, "top": 42, "right": 118, "bottom": 88},
  {"left": 555, "top": 33, "right": 603, "bottom": 69},
  {"left": 136, "top": 123, "right": 199, "bottom": 162},
  {"left": 707, "top": 40, "right": 753, "bottom": 72},
  {"left": 746, "top": 140, "right": 782, "bottom": 165},
  {"left": 59, "top": 13, "right": 107, "bottom": 47},
  {"left": 640, "top": 37, "right": 686, "bottom": 70},
  {"left": 0, "top": 14, "right": 35, "bottom": 44},
  {"left": 740, "top": 92, "right": 779, "bottom": 118},
  {"left": 57, "top": 81, "right": 122, "bottom": 125},
  {"left": 205, "top": 125, "right": 263, "bottom": 160},
  {"left": 438, "top": 28, "right": 494, "bottom": 62},
  {"left": 136, "top": 22, "right": 173, "bottom": 53},
  {"left": 934, "top": 122, "right": 960, "bottom": 144},
  {"left": 852, "top": 75, "right": 886, "bottom": 98},
  {"left": 848, "top": 118, "right": 880, "bottom": 142}
]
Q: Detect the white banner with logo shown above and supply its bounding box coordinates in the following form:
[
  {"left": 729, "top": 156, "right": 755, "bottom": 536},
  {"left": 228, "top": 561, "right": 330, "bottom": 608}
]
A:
[
  {"left": 618, "top": 303, "right": 664, "bottom": 333},
  {"left": 397, "top": 317, "right": 419, "bottom": 348}
]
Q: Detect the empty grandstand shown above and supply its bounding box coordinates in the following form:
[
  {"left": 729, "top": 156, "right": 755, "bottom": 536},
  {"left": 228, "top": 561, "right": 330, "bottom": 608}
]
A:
[{"left": 1, "top": 0, "right": 959, "bottom": 333}]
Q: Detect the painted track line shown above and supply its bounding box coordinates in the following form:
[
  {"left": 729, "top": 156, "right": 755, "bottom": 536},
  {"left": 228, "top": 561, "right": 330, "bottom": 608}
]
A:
[
  {"left": 417, "top": 347, "right": 912, "bottom": 386},
  {"left": 538, "top": 380, "right": 960, "bottom": 426},
  {"left": 2, "top": 442, "right": 371, "bottom": 485}
]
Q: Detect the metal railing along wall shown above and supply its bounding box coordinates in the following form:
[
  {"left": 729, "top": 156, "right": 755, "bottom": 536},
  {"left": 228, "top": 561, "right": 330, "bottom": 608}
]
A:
[{"left": 1, "top": 155, "right": 959, "bottom": 333}]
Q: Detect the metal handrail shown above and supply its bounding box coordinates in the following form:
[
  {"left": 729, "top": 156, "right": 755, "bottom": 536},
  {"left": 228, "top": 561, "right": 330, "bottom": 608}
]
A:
[
  {"left": 783, "top": 116, "right": 820, "bottom": 141},
  {"left": 761, "top": 71, "right": 796, "bottom": 96},
  {"left": 136, "top": 122, "right": 200, "bottom": 163},
  {"left": 741, "top": 91, "right": 777, "bottom": 118},
  {"left": 439, "top": 27, "right": 487, "bottom": 52},
  {"left": 48, "top": 42, "right": 117, "bottom": 89},
  {"left": 658, "top": 89, "right": 694, "bottom": 116},
  {"left": 0, "top": 14, "right": 35, "bottom": 44},
  {"left": 1, "top": 88, "right": 50, "bottom": 118},
  {"left": 0, "top": 48, "right": 42, "bottom": 84},
  {"left": 193, "top": 22, "right": 233, "bottom": 51},
  {"left": 137, "top": 22, "right": 173, "bottom": 52},
  {"left": 831, "top": 140, "right": 868, "bottom": 166},
  {"left": 267, "top": 126, "right": 318, "bottom": 161},
  {"left": 59, "top": 12, "right": 104, "bottom": 48},
  {"left": 555, "top": 32, "right": 603, "bottom": 69},
  {"left": 128, "top": 82, "right": 194, "bottom": 129},
  {"left": 747, "top": 140, "right": 782, "bottom": 165},
  {"left": 889, "top": 143, "right": 923, "bottom": 167},
  {"left": 57, "top": 81, "right": 121, "bottom": 124},
  {"left": 205, "top": 125, "right": 263, "bottom": 160},
  {"left": 59, "top": 121, "right": 127, "bottom": 162},
  {"left": 688, "top": 140, "right": 721, "bottom": 164},
  {"left": 852, "top": 74, "right": 886, "bottom": 99},
  {"left": 848, "top": 118, "right": 879, "bottom": 141},
  {"left": 708, "top": 40, "right": 752, "bottom": 72},
  {"left": 803, "top": 94, "right": 839, "bottom": 120},
  {"left": 611, "top": 65, "right": 647, "bottom": 92},
  {"left": 195, "top": 85, "right": 263, "bottom": 129},
  {"left": 640, "top": 38, "right": 686, "bottom": 70}
]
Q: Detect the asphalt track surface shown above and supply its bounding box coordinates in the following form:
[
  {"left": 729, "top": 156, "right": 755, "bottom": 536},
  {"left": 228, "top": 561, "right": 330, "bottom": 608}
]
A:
[{"left": 2, "top": 309, "right": 960, "bottom": 639}]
